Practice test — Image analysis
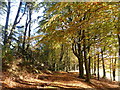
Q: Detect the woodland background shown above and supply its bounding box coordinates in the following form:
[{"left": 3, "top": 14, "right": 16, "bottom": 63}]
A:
[{"left": 0, "top": 1, "right": 120, "bottom": 89}]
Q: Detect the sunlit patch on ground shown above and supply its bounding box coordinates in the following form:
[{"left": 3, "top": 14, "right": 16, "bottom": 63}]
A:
[{"left": 1, "top": 71, "right": 120, "bottom": 89}]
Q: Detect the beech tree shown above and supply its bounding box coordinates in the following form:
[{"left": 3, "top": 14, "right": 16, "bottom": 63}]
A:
[
  {"left": 2, "top": 1, "right": 119, "bottom": 83},
  {"left": 36, "top": 2, "right": 119, "bottom": 82}
]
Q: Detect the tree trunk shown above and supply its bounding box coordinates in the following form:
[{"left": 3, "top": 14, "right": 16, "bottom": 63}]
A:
[
  {"left": 118, "top": 34, "right": 120, "bottom": 66},
  {"left": 22, "top": 10, "right": 29, "bottom": 50},
  {"left": 113, "top": 57, "right": 116, "bottom": 81},
  {"left": 88, "top": 45, "right": 91, "bottom": 77},
  {"left": 88, "top": 56, "right": 91, "bottom": 77},
  {"left": 78, "top": 30, "right": 84, "bottom": 78},
  {"left": 26, "top": 8, "right": 32, "bottom": 50},
  {"left": 94, "top": 57, "right": 96, "bottom": 76},
  {"left": 8, "top": 0, "right": 22, "bottom": 46},
  {"left": 97, "top": 54, "right": 100, "bottom": 80},
  {"left": 117, "top": 12, "right": 120, "bottom": 63},
  {"left": 83, "top": 30, "right": 90, "bottom": 82},
  {"left": 4, "top": 1, "right": 10, "bottom": 46},
  {"left": 117, "top": 12, "right": 120, "bottom": 84},
  {"left": 110, "top": 58, "right": 112, "bottom": 81},
  {"left": 58, "top": 44, "right": 64, "bottom": 70},
  {"left": 93, "top": 42, "right": 96, "bottom": 76},
  {"left": 72, "top": 45, "right": 84, "bottom": 78},
  {"left": 72, "top": 34, "right": 84, "bottom": 79},
  {"left": 101, "top": 49, "right": 106, "bottom": 78},
  {"left": 78, "top": 56, "right": 84, "bottom": 78}
]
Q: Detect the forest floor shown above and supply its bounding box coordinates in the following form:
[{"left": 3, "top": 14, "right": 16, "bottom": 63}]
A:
[{"left": 1, "top": 70, "right": 120, "bottom": 90}]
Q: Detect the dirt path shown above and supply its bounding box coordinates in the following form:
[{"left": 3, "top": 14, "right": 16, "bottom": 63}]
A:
[{"left": 1, "top": 71, "right": 120, "bottom": 90}]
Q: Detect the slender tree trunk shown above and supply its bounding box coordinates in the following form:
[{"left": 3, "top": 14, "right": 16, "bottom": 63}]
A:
[
  {"left": 110, "top": 58, "right": 112, "bottom": 81},
  {"left": 4, "top": 1, "right": 10, "bottom": 46},
  {"left": 8, "top": 0, "right": 22, "bottom": 46},
  {"left": 94, "top": 56, "right": 96, "bottom": 76},
  {"left": 83, "top": 30, "right": 90, "bottom": 82},
  {"left": 117, "top": 11, "right": 120, "bottom": 86},
  {"left": 26, "top": 8, "right": 32, "bottom": 50},
  {"left": 87, "top": 31, "right": 91, "bottom": 77},
  {"left": 117, "top": 12, "right": 120, "bottom": 63},
  {"left": 22, "top": 10, "right": 29, "bottom": 50},
  {"left": 88, "top": 45, "right": 91, "bottom": 77},
  {"left": 58, "top": 44, "right": 64, "bottom": 70},
  {"left": 118, "top": 34, "right": 120, "bottom": 66},
  {"left": 101, "top": 49, "right": 106, "bottom": 78},
  {"left": 88, "top": 56, "right": 91, "bottom": 77},
  {"left": 93, "top": 41, "right": 96, "bottom": 76},
  {"left": 97, "top": 54, "right": 100, "bottom": 80},
  {"left": 113, "top": 57, "right": 116, "bottom": 81},
  {"left": 117, "top": 12, "right": 120, "bottom": 84}
]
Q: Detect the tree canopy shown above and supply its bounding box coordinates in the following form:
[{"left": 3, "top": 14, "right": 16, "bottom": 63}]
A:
[{"left": 1, "top": 1, "right": 120, "bottom": 88}]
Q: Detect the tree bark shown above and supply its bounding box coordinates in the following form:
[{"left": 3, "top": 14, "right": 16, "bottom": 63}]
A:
[
  {"left": 72, "top": 30, "right": 84, "bottom": 78},
  {"left": 72, "top": 42, "right": 84, "bottom": 78},
  {"left": 26, "top": 8, "right": 32, "bottom": 50},
  {"left": 118, "top": 34, "right": 120, "bottom": 65},
  {"left": 113, "top": 57, "right": 116, "bottom": 81},
  {"left": 110, "top": 58, "right": 112, "bottom": 81},
  {"left": 59, "top": 44, "right": 64, "bottom": 70},
  {"left": 83, "top": 30, "right": 90, "bottom": 82},
  {"left": 88, "top": 45, "right": 91, "bottom": 77},
  {"left": 59, "top": 44, "right": 64, "bottom": 62},
  {"left": 117, "top": 11, "right": 120, "bottom": 83},
  {"left": 94, "top": 56, "right": 96, "bottom": 76},
  {"left": 97, "top": 54, "right": 100, "bottom": 80},
  {"left": 101, "top": 48, "right": 106, "bottom": 78},
  {"left": 4, "top": 1, "right": 10, "bottom": 46},
  {"left": 8, "top": 0, "right": 22, "bottom": 45},
  {"left": 88, "top": 55, "right": 91, "bottom": 77},
  {"left": 78, "top": 32, "right": 84, "bottom": 78},
  {"left": 78, "top": 55, "right": 84, "bottom": 78},
  {"left": 22, "top": 10, "right": 29, "bottom": 50},
  {"left": 93, "top": 39, "right": 96, "bottom": 76}
]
